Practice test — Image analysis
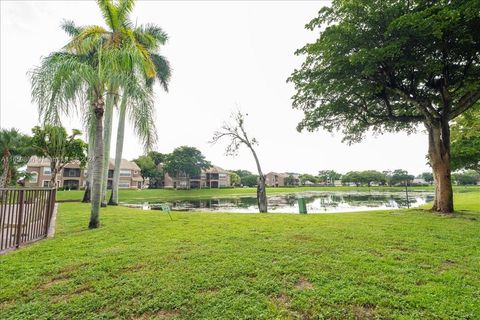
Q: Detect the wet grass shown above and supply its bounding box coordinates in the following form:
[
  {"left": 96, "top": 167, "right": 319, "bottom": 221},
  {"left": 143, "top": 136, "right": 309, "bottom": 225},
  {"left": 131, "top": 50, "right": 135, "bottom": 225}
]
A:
[{"left": 1, "top": 192, "right": 479, "bottom": 319}]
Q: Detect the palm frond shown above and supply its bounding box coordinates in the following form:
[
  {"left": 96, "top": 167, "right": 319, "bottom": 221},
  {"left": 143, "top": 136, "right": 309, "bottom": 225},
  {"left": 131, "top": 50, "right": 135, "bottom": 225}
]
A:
[
  {"left": 61, "top": 19, "right": 83, "bottom": 37},
  {"left": 65, "top": 25, "right": 107, "bottom": 54},
  {"left": 143, "top": 24, "right": 168, "bottom": 45},
  {"left": 96, "top": 0, "right": 118, "bottom": 30},
  {"left": 117, "top": 0, "right": 135, "bottom": 28},
  {"left": 30, "top": 52, "right": 95, "bottom": 125},
  {"left": 150, "top": 54, "right": 171, "bottom": 92},
  {"left": 123, "top": 77, "right": 157, "bottom": 151}
]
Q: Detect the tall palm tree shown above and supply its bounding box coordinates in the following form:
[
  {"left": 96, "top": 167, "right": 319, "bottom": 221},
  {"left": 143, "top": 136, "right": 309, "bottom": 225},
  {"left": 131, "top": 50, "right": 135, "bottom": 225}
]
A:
[
  {"left": 31, "top": 0, "right": 161, "bottom": 227},
  {"left": 109, "top": 26, "right": 171, "bottom": 205},
  {"left": 32, "top": 49, "right": 107, "bottom": 228},
  {"left": 67, "top": 0, "right": 158, "bottom": 206},
  {"left": 31, "top": 43, "right": 150, "bottom": 228}
]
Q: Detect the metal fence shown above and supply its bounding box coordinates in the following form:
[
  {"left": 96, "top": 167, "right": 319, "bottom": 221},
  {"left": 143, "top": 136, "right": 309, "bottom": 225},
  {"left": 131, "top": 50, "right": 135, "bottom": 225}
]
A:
[{"left": 0, "top": 188, "right": 56, "bottom": 253}]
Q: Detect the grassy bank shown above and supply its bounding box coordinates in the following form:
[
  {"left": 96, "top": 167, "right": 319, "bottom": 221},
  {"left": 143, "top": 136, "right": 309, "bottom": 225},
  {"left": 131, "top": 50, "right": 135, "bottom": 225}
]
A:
[
  {"left": 56, "top": 185, "right": 480, "bottom": 203},
  {"left": 1, "top": 192, "right": 479, "bottom": 319}
]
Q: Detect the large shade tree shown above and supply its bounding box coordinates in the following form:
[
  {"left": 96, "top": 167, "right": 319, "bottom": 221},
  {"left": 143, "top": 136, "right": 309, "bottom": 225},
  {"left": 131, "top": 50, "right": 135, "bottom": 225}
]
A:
[
  {"left": 163, "top": 146, "right": 211, "bottom": 183},
  {"left": 289, "top": 0, "right": 480, "bottom": 213}
]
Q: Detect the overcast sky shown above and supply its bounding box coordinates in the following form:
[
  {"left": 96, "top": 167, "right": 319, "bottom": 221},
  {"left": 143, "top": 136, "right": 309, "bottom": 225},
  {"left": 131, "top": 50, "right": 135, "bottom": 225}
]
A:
[{"left": 0, "top": 0, "right": 431, "bottom": 175}]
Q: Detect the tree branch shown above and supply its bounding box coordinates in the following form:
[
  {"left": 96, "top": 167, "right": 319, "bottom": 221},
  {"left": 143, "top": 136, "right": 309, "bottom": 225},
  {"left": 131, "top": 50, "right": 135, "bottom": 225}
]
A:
[{"left": 449, "top": 90, "right": 480, "bottom": 120}]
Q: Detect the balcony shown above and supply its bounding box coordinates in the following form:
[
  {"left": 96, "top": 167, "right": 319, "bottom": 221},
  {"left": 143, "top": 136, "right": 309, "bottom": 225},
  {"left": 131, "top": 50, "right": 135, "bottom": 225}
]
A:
[{"left": 63, "top": 168, "right": 81, "bottom": 177}]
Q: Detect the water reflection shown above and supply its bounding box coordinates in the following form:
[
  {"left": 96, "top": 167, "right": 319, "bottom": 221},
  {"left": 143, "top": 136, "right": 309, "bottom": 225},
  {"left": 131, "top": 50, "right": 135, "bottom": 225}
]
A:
[{"left": 144, "top": 191, "right": 434, "bottom": 214}]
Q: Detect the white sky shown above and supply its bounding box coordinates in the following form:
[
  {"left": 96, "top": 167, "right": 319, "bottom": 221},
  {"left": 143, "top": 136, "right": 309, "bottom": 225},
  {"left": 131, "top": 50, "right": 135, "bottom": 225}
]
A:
[{"left": 0, "top": 0, "right": 431, "bottom": 175}]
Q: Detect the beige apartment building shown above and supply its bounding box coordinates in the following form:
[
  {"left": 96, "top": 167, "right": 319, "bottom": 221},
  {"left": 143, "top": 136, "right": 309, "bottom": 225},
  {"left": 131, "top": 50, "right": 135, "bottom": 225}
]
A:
[
  {"left": 25, "top": 156, "right": 143, "bottom": 190},
  {"left": 160, "top": 165, "right": 230, "bottom": 189},
  {"left": 265, "top": 172, "right": 300, "bottom": 187}
]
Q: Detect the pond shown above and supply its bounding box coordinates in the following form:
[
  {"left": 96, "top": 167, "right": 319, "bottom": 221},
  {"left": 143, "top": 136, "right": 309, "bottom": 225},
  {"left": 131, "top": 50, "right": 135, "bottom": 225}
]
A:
[{"left": 128, "top": 191, "right": 434, "bottom": 214}]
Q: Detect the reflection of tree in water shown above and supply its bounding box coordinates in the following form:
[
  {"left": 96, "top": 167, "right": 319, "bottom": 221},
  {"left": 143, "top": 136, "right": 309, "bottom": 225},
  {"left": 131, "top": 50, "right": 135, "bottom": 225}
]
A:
[{"left": 160, "top": 192, "right": 433, "bottom": 212}]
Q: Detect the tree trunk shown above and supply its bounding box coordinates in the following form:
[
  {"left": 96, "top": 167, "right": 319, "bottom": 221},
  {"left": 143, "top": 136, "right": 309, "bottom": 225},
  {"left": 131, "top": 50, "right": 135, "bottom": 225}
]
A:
[
  {"left": 257, "top": 175, "right": 267, "bottom": 213},
  {"left": 100, "top": 92, "right": 115, "bottom": 207},
  {"left": 83, "top": 115, "right": 96, "bottom": 203},
  {"left": 50, "top": 168, "right": 57, "bottom": 188},
  {"left": 249, "top": 147, "right": 267, "bottom": 213},
  {"left": 0, "top": 151, "right": 10, "bottom": 188},
  {"left": 89, "top": 99, "right": 105, "bottom": 229},
  {"left": 427, "top": 121, "right": 454, "bottom": 213},
  {"left": 109, "top": 95, "right": 127, "bottom": 205}
]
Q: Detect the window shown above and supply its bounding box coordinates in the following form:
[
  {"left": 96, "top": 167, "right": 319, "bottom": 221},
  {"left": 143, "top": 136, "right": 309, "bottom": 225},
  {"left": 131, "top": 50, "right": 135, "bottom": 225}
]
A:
[
  {"left": 43, "top": 167, "right": 51, "bottom": 175},
  {"left": 118, "top": 182, "right": 130, "bottom": 188},
  {"left": 119, "top": 169, "right": 131, "bottom": 177},
  {"left": 219, "top": 173, "right": 227, "bottom": 179},
  {"left": 29, "top": 172, "right": 38, "bottom": 183},
  {"left": 43, "top": 181, "right": 50, "bottom": 187},
  {"left": 69, "top": 170, "right": 76, "bottom": 177}
]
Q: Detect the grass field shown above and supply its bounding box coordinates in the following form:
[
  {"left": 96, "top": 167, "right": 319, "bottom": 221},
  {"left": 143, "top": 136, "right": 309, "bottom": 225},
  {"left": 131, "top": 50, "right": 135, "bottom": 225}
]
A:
[
  {"left": 1, "top": 191, "right": 479, "bottom": 319},
  {"left": 56, "top": 185, "right": 480, "bottom": 203}
]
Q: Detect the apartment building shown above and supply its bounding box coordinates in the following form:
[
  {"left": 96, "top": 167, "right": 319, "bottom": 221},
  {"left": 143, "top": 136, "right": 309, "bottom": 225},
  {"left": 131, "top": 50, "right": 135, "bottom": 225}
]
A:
[
  {"left": 25, "top": 156, "right": 143, "bottom": 190},
  {"left": 159, "top": 165, "right": 230, "bottom": 189},
  {"left": 265, "top": 172, "right": 300, "bottom": 187}
]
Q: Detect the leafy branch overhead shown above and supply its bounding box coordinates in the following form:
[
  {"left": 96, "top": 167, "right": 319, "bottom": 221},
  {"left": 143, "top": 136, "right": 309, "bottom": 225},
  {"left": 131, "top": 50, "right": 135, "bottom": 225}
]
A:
[{"left": 289, "top": 0, "right": 480, "bottom": 143}]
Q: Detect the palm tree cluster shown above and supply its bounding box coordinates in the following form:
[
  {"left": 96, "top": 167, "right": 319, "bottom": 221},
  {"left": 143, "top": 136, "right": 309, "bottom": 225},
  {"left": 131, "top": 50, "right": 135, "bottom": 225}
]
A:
[{"left": 30, "top": 0, "right": 171, "bottom": 228}]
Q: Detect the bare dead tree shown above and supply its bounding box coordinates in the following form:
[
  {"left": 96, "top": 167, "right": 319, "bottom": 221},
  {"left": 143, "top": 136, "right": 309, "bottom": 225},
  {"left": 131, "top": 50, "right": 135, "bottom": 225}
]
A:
[{"left": 211, "top": 111, "right": 267, "bottom": 213}]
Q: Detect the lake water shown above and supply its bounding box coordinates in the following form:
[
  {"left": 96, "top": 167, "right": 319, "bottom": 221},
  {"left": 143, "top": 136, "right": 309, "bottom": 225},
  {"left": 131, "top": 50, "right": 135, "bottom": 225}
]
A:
[{"left": 134, "top": 191, "right": 434, "bottom": 214}]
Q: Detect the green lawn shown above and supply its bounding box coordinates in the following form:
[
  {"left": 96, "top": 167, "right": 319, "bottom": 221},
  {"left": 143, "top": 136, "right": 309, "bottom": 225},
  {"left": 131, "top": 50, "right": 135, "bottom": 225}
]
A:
[{"left": 1, "top": 192, "right": 479, "bottom": 319}]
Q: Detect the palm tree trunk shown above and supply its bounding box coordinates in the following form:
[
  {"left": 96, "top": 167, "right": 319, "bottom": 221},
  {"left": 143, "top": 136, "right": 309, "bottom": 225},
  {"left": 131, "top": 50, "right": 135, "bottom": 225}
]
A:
[
  {"left": 50, "top": 162, "right": 58, "bottom": 188},
  {"left": 83, "top": 113, "right": 96, "bottom": 203},
  {"left": 89, "top": 98, "right": 105, "bottom": 229},
  {"left": 100, "top": 92, "right": 115, "bottom": 207},
  {"left": 109, "top": 95, "right": 127, "bottom": 205},
  {"left": 0, "top": 152, "right": 10, "bottom": 188}
]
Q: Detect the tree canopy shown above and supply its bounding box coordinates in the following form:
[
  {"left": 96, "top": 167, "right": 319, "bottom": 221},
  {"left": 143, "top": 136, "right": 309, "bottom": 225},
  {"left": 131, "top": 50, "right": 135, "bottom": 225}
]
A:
[
  {"left": 163, "top": 146, "right": 211, "bottom": 178},
  {"left": 451, "top": 107, "right": 480, "bottom": 172},
  {"left": 341, "top": 170, "right": 386, "bottom": 186},
  {"left": 290, "top": 0, "right": 480, "bottom": 141},
  {"left": 452, "top": 170, "right": 480, "bottom": 185},
  {"left": 0, "top": 129, "right": 32, "bottom": 187},
  {"left": 389, "top": 169, "right": 415, "bottom": 186},
  {"left": 31, "top": 125, "right": 87, "bottom": 186},
  {"left": 289, "top": 0, "right": 480, "bottom": 213}
]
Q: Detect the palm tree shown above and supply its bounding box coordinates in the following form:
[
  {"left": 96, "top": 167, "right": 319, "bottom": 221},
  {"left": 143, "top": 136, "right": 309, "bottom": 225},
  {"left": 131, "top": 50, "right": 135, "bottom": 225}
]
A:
[
  {"left": 0, "top": 129, "right": 32, "bottom": 188},
  {"left": 32, "top": 49, "right": 107, "bottom": 228},
  {"left": 109, "top": 26, "right": 171, "bottom": 205},
  {"left": 31, "top": 0, "right": 161, "bottom": 228},
  {"left": 31, "top": 45, "right": 149, "bottom": 228},
  {"left": 66, "top": 0, "right": 159, "bottom": 206}
]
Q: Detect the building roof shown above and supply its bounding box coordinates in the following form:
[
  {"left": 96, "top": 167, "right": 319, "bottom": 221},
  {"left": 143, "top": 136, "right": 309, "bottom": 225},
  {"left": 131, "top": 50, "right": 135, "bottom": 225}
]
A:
[
  {"left": 27, "top": 156, "right": 139, "bottom": 171},
  {"left": 266, "top": 172, "right": 290, "bottom": 178},
  {"left": 27, "top": 156, "right": 52, "bottom": 167},
  {"left": 204, "top": 165, "right": 229, "bottom": 174},
  {"left": 109, "top": 158, "right": 140, "bottom": 171}
]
